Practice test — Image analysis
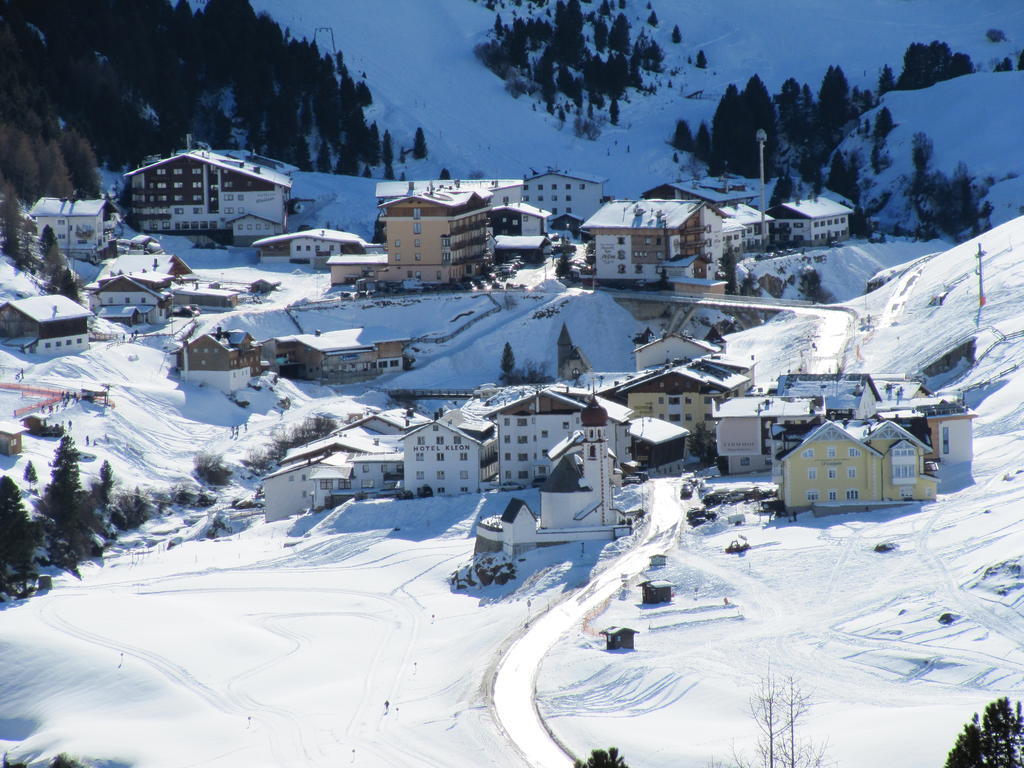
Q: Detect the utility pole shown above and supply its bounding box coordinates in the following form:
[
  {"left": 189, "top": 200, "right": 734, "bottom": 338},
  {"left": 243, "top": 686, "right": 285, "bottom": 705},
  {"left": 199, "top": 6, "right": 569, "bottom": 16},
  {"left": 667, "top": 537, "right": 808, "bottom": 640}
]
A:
[
  {"left": 756, "top": 129, "right": 768, "bottom": 254},
  {"left": 976, "top": 242, "right": 985, "bottom": 308}
]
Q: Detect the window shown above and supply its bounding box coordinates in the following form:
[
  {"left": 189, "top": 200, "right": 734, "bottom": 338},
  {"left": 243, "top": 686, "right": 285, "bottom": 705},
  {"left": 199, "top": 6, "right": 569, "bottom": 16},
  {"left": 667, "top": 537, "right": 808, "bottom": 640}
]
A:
[
  {"left": 460, "top": 470, "right": 469, "bottom": 480},
  {"left": 541, "top": 430, "right": 548, "bottom": 438},
  {"left": 900, "top": 486, "right": 913, "bottom": 498},
  {"left": 436, "top": 471, "right": 445, "bottom": 480},
  {"left": 416, "top": 436, "right": 425, "bottom": 445},
  {"left": 459, "top": 452, "right": 468, "bottom": 461},
  {"left": 847, "top": 467, "right": 857, "bottom": 479},
  {"left": 413, "top": 222, "right": 422, "bottom": 234},
  {"left": 806, "top": 489, "right": 820, "bottom": 502},
  {"left": 807, "top": 468, "right": 817, "bottom": 480},
  {"left": 503, "top": 435, "right": 510, "bottom": 443},
  {"left": 437, "top": 453, "right": 445, "bottom": 461},
  {"left": 846, "top": 489, "right": 859, "bottom": 500},
  {"left": 518, "top": 470, "right": 529, "bottom": 479},
  {"left": 362, "top": 464, "right": 369, "bottom": 473},
  {"left": 827, "top": 446, "right": 836, "bottom": 458},
  {"left": 517, "top": 436, "right": 528, "bottom": 444},
  {"left": 893, "top": 464, "right": 915, "bottom": 480},
  {"left": 827, "top": 467, "right": 837, "bottom": 479},
  {"left": 942, "top": 426, "right": 950, "bottom": 455},
  {"left": 801, "top": 448, "right": 814, "bottom": 459},
  {"left": 848, "top": 447, "right": 860, "bottom": 457},
  {"left": 436, "top": 436, "right": 445, "bottom": 445},
  {"left": 415, "top": 454, "right": 424, "bottom": 462},
  {"left": 518, "top": 453, "right": 528, "bottom": 461},
  {"left": 415, "top": 471, "right": 424, "bottom": 480},
  {"left": 827, "top": 489, "right": 838, "bottom": 501}
]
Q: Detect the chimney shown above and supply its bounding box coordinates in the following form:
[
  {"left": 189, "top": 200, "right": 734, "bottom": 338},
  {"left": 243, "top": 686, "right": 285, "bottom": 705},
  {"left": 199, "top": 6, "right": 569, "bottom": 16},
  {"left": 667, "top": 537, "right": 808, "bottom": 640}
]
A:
[
  {"left": 52, "top": 305, "right": 58, "bottom": 317},
  {"left": 315, "top": 329, "right": 322, "bottom": 336},
  {"left": 407, "top": 181, "right": 415, "bottom": 194}
]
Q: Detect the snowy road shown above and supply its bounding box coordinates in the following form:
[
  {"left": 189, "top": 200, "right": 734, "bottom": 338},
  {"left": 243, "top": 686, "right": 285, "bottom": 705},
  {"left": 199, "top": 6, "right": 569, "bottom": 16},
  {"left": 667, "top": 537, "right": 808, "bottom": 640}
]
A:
[{"left": 490, "top": 479, "right": 686, "bottom": 767}]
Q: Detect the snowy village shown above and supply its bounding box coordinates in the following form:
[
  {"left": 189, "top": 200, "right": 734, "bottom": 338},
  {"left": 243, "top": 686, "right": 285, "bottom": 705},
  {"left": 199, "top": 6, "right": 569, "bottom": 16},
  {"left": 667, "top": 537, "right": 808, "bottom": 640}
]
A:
[{"left": 2, "top": 1, "right": 1024, "bottom": 768}]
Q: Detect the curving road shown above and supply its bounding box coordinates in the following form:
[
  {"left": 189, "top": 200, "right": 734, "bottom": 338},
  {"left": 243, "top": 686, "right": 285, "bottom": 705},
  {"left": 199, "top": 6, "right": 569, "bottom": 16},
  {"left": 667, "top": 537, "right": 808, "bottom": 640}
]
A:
[{"left": 489, "top": 478, "right": 688, "bottom": 767}]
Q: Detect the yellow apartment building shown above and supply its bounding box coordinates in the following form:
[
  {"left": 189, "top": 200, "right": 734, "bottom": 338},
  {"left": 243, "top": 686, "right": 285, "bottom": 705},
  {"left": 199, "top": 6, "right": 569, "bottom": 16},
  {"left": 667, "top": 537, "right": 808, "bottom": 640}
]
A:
[{"left": 775, "top": 419, "right": 938, "bottom": 512}]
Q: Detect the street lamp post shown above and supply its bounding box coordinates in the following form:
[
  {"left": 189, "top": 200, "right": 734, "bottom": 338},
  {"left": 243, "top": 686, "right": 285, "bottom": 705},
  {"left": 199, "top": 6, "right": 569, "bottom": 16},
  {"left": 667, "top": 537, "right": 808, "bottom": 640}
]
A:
[{"left": 756, "top": 128, "right": 767, "bottom": 254}]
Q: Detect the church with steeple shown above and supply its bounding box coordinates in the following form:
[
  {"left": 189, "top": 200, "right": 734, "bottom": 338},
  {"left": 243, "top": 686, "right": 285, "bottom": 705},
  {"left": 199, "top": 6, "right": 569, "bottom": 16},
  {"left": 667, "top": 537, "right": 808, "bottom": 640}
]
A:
[
  {"left": 474, "top": 398, "right": 629, "bottom": 556},
  {"left": 556, "top": 323, "right": 592, "bottom": 381}
]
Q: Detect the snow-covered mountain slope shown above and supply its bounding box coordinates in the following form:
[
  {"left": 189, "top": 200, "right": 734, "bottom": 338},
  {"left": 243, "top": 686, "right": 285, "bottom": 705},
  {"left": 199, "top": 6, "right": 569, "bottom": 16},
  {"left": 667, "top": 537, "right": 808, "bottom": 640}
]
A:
[
  {"left": 242, "top": 0, "right": 1024, "bottom": 208},
  {"left": 842, "top": 71, "right": 1024, "bottom": 231},
  {"left": 534, "top": 218, "right": 1024, "bottom": 768}
]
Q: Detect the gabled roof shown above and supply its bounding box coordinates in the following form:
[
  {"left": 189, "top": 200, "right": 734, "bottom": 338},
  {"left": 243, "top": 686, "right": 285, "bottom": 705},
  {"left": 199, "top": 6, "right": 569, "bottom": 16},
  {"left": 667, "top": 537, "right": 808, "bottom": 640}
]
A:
[
  {"left": 628, "top": 417, "right": 689, "bottom": 445},
  {"left": 91, "top": 274, "right": 169, "bottom": 299},
  {"left": 29, "top": 198, "right": 112, "bottom": 218},
  {"left": 125, "top": 149, "right": 292, "bottom": 189},
  {"left": 524, "top": 169, "right": 606, "bottom": 184},
  {"left": 767, "top": 197, "right": 852, "bottom": 219},
  {"left": 253, "top": 229, "right": 366, "bottom": 248},
  {"left": 191, "top": 329, "right": 254, "bottom": 352},
  {"left": 494, "top": 235, "right": 549, "bottom": 249},
  {"left": 776, "top": 373, "right": 881, "bottom": 407},
  {"left": 3, "top": 295, "right": 91, "bottom": 323},
  {"left": 634, "top": 332, "right": 720, "bottom": 357},
  {"left": 403, "top": 418, "right": 489, "bottom": 447},
  {"left": 718, "top": 203, "right": 774, "bottom": 226},
  {"left": 379, "top": 189, "right": 489, "bottom": 210},
  {"left": 98, "top": 253, "right": 191, "bottom": 280},
  {"left": 501, "top": 498, "right": 536, "bottom": 524},
  {"left": 583, "top": 200, "right": 703, "bottom": 231},
  {"left": 540, "top": 454, "right": 589, "bottom": 494},
  {"left": 490, "top": 202, "right": 551, "bottom": 218},
  {"left": 644, "top": 176, "right": 758, "bottom": 203},
  {"left": 326, "top": 253, "right": 388, "bottom": 266},
  {"left": 375, "top": 179, "right": 520, "bottom": 200}
]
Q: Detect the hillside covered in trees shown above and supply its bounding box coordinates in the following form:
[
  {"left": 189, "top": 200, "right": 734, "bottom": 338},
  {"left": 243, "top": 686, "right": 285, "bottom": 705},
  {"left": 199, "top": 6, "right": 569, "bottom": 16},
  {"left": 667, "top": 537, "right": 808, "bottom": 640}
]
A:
[{"left": 0, "top": 0, "right": 404, "bottom": 204}]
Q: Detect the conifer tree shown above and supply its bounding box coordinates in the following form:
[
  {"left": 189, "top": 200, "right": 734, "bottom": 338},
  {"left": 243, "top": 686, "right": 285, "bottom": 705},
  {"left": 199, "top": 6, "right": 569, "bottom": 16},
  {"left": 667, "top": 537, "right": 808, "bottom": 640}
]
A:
[
  {"left": 609, "top": 98, "right": 620, "bottom": 125},
  {"left": 695, "top": 49, "right": 708, "bottom": 69},
  {"left": 412, "top": 127, "right": 428, "bottom": 160},
  {"left": 500, "top": 342, "right": 516, "bottom": 383},
  {"left": 671, "top": 120, "right": 693, "bottom": 152},
  {"left": 40, "top": 436, "right": 97, "bottom": 572},
  {"left": 0, "top": 475, "right": 39, "bottom": 597},
  {"left": 877, "top": 64, "right": 895, "bottom": 95},
  {"left": 382, "top": 130, "right": 395, "bottom": 179},
  {"left": 671, "top": 25, "right": 681, "bottom": 44},
  {"left": 23, "top": 462, "right": 38, "bottom": 491},
  {"left": 646, "top": 10, "right": 658, "bottom": 26},
  {"left": 945, "top": 698, "right": 1024, "bottom": 768}
]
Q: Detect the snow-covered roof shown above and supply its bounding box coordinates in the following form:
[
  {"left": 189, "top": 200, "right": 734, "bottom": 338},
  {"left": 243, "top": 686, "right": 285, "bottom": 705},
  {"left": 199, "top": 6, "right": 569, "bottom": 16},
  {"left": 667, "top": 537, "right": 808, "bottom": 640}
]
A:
[
  {"left": 125, "top": 149, "right": 292, "bottom": 189},
  {"left": 350, "top": 452, "right": 404, "bottom": 463},
  {"left": 326, "top": 253, "right": 388, "bottom": 266},
  {"left": 619, "top": 359, "right": 749, "bottom": 393},
  {"left": 582, "top": 200, "right": 702, "bottom": 230},
  {"left": 490, "top": 202, "right": 551, "bottom": 218},
  {"left": 379, "top": 189, "right": 489, "bottom": 210},
  {"left": 771, "top": 197, "right": 853, "bottom": 219},
  {"left": 96, "top": 305, "right": 146, "bottom": 319},
  {"left": 669, "top": 277, "right": 727, "bottom": 288},
  {"left": 634, "top": 333, "right": 719, "bottom": 356},
  {"left": 775, "top": 373, "right": 880, "bottom": 406},
  {"left": 175, "top": 287, "right": 238, "bottom": 298},
  {"left": 494, "top": 235, "right": 548, "bottom": 249},
  {"left": 196, "top": 329, "right": 253, "bottom": 352},
  {"left": 628, "top": 417, "right": 690, "bottom": 444},
  {"left": 375, "top": 179, "right": 521, "bottom": 200},
  {"left": 4, "top": 295, "right": 91, "bottom": 323},
  {"left": 651, "top": 177, "right": 759, "bottom": 204},
  {"left": 0, "top": 420, "right": 25, "bottom": 435},
  {"left": 718, "top": 203, "right": 773, "bottom": 226},
  {"left": 525, "top": 169, "right": 606, "bottom": 185},
  {"left": 715, "top": 396, "right": 819, "bottom": 419},
  {"left": 29, "top": 198, "right": 110, "bottom": 218},
  {"left": 595, "top": 396, "right": 632, "bottom": 424},
  {"left": 99, "top": 253, "right": 190, "bottom": 280},
  {"left": 252, "top": 229, "right": 366, "bottom": 248},
  {"left": 279, "top": 328, "right": 407, "bottom": 353}
]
